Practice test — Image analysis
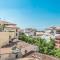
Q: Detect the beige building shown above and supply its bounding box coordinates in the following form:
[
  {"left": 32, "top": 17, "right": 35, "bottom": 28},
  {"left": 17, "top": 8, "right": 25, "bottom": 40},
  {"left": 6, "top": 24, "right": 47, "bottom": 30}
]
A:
[
  {"left": 36, "top": 31, "right": 44, "bottom": 36},
  {"left": 0, "top": 20, "right": 20, "bottom": 47},
  {"left": 0, "top": 32, "right": 9, "bottom": 47},
  {"left": 24, "top": 28, "right": 36, "bottom": 36}
]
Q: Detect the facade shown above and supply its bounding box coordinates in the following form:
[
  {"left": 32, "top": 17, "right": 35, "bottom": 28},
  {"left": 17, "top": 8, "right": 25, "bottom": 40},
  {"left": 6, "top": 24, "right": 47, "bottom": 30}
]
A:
[
  {"left": 24, "top": 28, "right": 36, "bottom": 36},
  {"left": 0, "top": 20, "right": 17, "bottom": 38},
  {"left": 35, "top": 28, "right": 55, "bottom": 40},
  {"left": 35, "top": 31, "right": 44, "bottom": 36},
  {"left": 55, "top": 36, "right": 60, "bottom": 48},
  {"left": 55, "top": 27, "right": 60, "bottom": 48},
  {"left": 45, "top": 27, "right": 56, "bottom": 36},
  {"left": 0, "top": 32, "right": 9, "bottom": 48},
  {"left": 0, "top": 20, "right": 20, "bottom": 39},
  {"left": 47, "top": 26, "right": 60, "bottom": 48},
  {"left": 0, "top": 20, "right": 20, "bottom": 47},
  {"left": 42, "top": 27, "right": 60, "bottom": 44}
]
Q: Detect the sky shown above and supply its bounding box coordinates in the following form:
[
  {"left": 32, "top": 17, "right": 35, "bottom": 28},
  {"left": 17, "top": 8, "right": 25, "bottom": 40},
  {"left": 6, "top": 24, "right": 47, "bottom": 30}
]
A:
[{"left": 0, "top": 0, "right": 60, "bottom": 30}]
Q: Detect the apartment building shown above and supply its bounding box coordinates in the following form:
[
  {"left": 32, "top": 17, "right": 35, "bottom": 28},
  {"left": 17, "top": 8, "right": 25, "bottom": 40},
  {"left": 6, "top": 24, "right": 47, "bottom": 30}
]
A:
[
  {"left": 23, "top": 28, "right": 36, "bottom": 36},
  {"left": 55, "top": 36, "right": 60, "bottom": 48},
  {"left": 55, "top": 27, "right": 60, "bottom": 48},
  {"left": 0, "top": 20, "right": 20, "bottom": 47},
  {"left": 0, "top": 20, "right": 20, "bottom": 38},
  {"left": 35, "top": 31, "right": 44, "bottom": 36},
  {"left": 44, "top": 27, "right": 60, "bottom": 48},
  {"left": 46, "top": 26, "right": 60, "bottom": 48}
]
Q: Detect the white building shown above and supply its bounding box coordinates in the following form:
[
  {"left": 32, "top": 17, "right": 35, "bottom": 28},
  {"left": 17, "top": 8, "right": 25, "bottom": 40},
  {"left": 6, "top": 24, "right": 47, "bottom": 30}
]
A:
[{"left": 23, "top": 28, "right": 36, "bottom": 36}]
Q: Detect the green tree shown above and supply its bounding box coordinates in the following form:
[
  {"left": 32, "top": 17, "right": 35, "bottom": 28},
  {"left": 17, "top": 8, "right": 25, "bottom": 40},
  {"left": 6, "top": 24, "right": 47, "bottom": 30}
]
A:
[
  {"left": 18, "top": 33, "right": 60, "bottom": 58},
  {"left": 0, "top": 24, "right": 5, "bottom": 31},
  {"left": 54, "top": 49, "right": 60, "bottom": 58}
]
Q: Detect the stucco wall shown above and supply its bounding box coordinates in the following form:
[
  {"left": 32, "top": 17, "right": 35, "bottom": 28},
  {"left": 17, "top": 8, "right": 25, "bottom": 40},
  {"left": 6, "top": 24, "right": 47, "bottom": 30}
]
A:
[
  {"left": 36, "top": 32, "right": 44, "bottom": 36},
  {"left": 0, "top": 32, "right": 9, "bottom": 48},
  {"left": 9, "top": 32, "right": 16, "bottom": 39},
  {"left": 0, "top": 31, "right": 17, "bottom": 48}
]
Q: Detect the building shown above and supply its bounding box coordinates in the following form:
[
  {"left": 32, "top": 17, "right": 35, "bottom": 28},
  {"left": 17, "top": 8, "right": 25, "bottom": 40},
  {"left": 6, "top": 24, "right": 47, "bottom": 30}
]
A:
[
  {"left": 44, "top": 26, "right": 60, "bottom": 48},
  {"left": 55, "top": 36, "right": 60, "bottom": 48},
  {"left": 0, "top": 20, "right": 20, "bottom": 47},
  {"left": 45, "top": 27, "right": 56, "bottom": 36},
  {"left": 23, "top": 28, "right": 37, "bottom": 36},
  {"left": 34, "top": 27, "right": 55, "bottom": 40},
  {"left": 45, "top": 26, "right": 60, "bottom": 36},
  {"left": 0, "top": 40, "right": 38, "bottom": 60},
  {"left": 17, "top": 52, "right": 60, "bottom": 60},
  {"left": 55, "top": 27, "right": 60, "bottom": 48},
  {"left": 16, "top": 41, "right": 38, "bottom": 55},
  {"left": 47, "top": 26, "right": 60, "bottom": 48},
  {"left": 35, "top": 31, "right": 44, "bottom": 36},
  {"left": 0, "top": 20, "right": 18, "bottom": 38},
  {"left": 0, "top": 32, "right": 9, "bottom": 48}
]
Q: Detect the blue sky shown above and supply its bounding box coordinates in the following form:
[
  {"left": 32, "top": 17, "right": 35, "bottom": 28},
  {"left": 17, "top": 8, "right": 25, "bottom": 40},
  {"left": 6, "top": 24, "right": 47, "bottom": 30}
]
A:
[{"left": 0, "top": 0, "right": 60, "bottom": 30}]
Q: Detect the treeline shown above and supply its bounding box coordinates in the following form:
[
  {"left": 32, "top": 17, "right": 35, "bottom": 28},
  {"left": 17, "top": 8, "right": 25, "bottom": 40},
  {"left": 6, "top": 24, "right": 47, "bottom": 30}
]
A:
[{"left": 18, "top": 32, "right": 60, "bottom": 58}]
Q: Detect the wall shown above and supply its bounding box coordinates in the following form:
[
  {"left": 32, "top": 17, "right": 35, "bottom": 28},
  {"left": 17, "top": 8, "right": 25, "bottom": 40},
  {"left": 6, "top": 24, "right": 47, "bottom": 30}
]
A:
[
  {"left": 9, "top": 32, "right": 16, "bottom": 39},
  {"left": 36, "top": 32, "right": 44, "bottom": 36},
  {"left": 0, "top": 32, "right": 9, "bottom": 48},
  {"left": 4, "top": 27, "right": 17, "bottom": 39}
]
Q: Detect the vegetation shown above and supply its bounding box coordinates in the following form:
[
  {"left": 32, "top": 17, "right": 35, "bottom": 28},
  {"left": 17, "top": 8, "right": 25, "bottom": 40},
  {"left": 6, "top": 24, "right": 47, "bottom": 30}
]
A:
[
  {"left": 18, "top": 32, "right": 60, "bottom": 58},
  {"left": 0, "top": 24, "right": 5, "bottom": 31}
]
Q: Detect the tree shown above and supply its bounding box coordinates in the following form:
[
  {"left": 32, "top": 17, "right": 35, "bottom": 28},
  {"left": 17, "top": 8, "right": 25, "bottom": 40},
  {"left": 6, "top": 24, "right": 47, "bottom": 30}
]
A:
[
  {"left": 54, "top": 49, "right": 60, "bottom": 58},
  {"left": 0, "top": 24, "right": 5, "bottom": 32},
  {"left": 18, "top": 33, "right": 60, "bottom": 58},
  {"left": 18, "top": 32, "right": 26, "bottom": 41}
]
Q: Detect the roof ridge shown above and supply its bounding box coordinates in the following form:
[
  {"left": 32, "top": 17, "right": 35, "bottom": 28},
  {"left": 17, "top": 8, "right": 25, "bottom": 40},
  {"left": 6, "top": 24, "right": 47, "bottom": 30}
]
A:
[{"left": 0, "top": 20, "right": 16, "bottom": 25}]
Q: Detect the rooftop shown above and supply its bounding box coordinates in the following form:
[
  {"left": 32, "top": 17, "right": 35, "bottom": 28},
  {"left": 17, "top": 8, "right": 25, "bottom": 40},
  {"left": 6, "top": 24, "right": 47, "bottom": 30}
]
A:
[
  {"left": 16, "top": 40, "right": 38, "bottom": 55},
  {"left": 17, "top": 41, "right": 38, "bottom": 49},
  {"left": 0, "top": 20, "right": 16, "bottom": 25},
  {"left": 21, "top": 52, "right": 60, "bottom": 60}
]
